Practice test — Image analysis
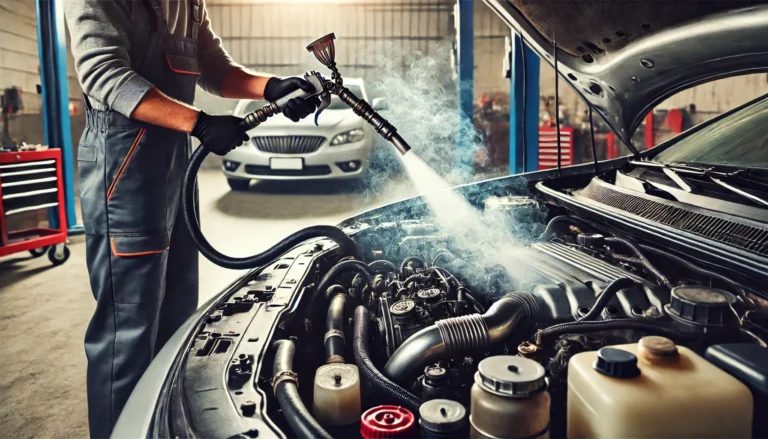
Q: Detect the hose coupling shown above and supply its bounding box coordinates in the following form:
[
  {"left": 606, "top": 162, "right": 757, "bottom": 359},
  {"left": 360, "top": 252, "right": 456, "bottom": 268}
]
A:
[{"left": 272, "top": 370, "right": 299, "bottom": 393}]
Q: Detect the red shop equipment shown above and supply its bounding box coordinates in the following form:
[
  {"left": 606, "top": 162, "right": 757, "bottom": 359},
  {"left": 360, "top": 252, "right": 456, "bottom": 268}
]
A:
[
  {"left": 0, "top": 149, "right": 69, "bottom": 265},
  {"left": 538, "top": 126, "right": 573, "bottom": 170}
]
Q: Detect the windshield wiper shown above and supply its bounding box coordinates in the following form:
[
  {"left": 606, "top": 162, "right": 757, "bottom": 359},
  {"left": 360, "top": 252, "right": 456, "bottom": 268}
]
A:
[
  {"left": 709, "top": 177, "right": 768, "bottom": 208},
  {"left": 629, "top": 160, "right": 694, "bottom": 192}
]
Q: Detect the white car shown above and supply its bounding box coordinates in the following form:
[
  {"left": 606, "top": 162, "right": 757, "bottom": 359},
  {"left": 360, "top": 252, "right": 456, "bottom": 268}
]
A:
[{"left": 222, "top": 78, "right": 386, "bottom": 190}]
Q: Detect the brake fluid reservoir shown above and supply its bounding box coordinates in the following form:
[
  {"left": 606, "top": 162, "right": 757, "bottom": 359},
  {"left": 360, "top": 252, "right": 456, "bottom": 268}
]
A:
[
  {"left": 567, "top": 336, "right": 753, "bottom": 438},
  {"left": 312, "top": 363, "right": 361, "bottom": 426},
  {"left": 470, "top": 356, "right": 550, "bottom": 439}
]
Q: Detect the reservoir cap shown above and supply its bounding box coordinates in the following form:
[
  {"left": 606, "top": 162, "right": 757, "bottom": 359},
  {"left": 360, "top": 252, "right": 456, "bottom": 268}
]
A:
[
  {"left": 361, "top": 406, "right": 415, "bottom": 439},
  {"left": 668, "top": 286, "right": 736, "bottom": 326},
  {"left": 419, "top": 399, "right": 467, "bottom": 435},
  {"left": 475, "top": 356, "right": 546, "bottom": 397},
  {"left": 594, "top": 348, "right": 640, "bottom": 378}
]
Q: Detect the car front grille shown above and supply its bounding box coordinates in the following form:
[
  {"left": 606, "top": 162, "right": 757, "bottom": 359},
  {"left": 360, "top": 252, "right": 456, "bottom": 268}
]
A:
[{"left": 252, "top": 136, "right": 326, "bottom": 154}]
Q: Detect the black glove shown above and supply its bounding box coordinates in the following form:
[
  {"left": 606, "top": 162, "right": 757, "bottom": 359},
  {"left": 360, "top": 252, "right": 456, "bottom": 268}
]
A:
[
  {"left": 263, "top": 77, "right": 320, "bottom": 122},
  {"left": 191, "top": 112, "right": 249, "bottom": 156}
]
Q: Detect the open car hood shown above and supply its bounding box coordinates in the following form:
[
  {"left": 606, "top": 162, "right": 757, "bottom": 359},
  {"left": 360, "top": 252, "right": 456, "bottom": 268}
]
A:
[{"left": 483, "top": 1, "right": 768, "bottom": 148}]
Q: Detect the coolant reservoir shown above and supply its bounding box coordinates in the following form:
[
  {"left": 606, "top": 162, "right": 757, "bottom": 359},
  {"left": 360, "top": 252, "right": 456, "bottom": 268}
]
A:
[
  {"left": 312, "top": 363, "right": 361, "bottom": 426},
  {"left": 470, "top": 356, "right": 550, "bottom": 439},
  {"left": 568, "top": 336, "right": 753, "bottom": 438}
]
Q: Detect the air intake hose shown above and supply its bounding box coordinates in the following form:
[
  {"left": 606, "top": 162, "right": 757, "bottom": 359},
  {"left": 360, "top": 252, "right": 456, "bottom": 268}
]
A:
[
  {"left": 272, "top": 340, "right": 332, "bottom": 439},
  {"left": 182, "top": 147, "right": 360, "bottom": 269},
  {"left": 383, "top": 292, "right": 545, "bottom": 384},
  {"left": 352, "top": 306, "right": 421, "bottom": 413}
]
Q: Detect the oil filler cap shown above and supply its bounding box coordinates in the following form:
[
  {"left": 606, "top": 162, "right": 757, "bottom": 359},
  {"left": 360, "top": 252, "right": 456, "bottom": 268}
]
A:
[
  {"left": 475, "top": 356, "right": 546, "bottom": 397},
  {"left": 594, "top": 348, "right": 640, "bottom": 378},
  {"left": 360, "top": 405, "right": 415, "bottom": 439}
]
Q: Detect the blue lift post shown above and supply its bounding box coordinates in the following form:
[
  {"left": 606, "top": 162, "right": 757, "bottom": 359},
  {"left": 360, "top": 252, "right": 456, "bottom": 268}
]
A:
[
  {"left": 36, "top": 0, "right": 82, "bottom": 234},
  {"left": 456, "top": 0, "right": 473, "bottom": 166},
  {"left": 509, "top": 33, "right": 540, "bottom": 174}
]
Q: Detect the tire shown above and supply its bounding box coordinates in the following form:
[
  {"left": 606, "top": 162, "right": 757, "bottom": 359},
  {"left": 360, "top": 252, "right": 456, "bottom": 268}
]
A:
[
  {"left": 48, "top": 245, "right": 70, "bottom": 266},
  {"left": 29, "top": 246, "right": 49, "bottom": 258},
  {"left": 227, "top": 178, "right": 250, "bottom": 191}
]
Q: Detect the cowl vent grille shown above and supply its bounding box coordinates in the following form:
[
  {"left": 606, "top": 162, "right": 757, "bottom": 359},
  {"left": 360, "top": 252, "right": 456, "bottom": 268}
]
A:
[{"left": 586, "top": 183, "right": 768, "bottom": 256}]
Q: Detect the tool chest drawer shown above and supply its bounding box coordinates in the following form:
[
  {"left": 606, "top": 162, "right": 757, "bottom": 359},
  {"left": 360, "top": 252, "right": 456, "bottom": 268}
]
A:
[{"left": 0, "top": 158, "right": 60, "bottom": 216}]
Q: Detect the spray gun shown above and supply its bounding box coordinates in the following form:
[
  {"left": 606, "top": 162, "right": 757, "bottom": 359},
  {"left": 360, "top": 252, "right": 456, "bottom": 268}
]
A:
[{"left": 238, "top": 33, "right": 412, "bottom": 155}]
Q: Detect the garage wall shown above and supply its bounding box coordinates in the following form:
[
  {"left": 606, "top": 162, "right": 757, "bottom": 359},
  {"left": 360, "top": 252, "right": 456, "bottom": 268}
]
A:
[{"left": 0, "top": 0, "right": 83, "bottom": 146}]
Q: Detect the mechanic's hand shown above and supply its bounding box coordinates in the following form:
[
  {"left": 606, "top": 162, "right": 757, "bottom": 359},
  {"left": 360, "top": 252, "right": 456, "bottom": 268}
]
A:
[
  {"left": 263, "top": 77, "right": 320, "bottom": 122},
  {"left": 191, "top": 112, "right": 249, "bottom": 156}
]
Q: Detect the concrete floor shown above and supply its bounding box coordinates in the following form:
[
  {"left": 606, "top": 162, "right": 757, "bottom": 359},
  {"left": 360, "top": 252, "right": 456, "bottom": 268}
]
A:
[{"left": 0, "top": 168, "right": 416, "bottom": 438}]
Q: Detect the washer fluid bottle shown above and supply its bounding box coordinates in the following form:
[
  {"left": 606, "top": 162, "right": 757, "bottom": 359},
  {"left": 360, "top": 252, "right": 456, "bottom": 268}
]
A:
[{"left": 567, "top": 336, "right": 753, "bottom": 438}]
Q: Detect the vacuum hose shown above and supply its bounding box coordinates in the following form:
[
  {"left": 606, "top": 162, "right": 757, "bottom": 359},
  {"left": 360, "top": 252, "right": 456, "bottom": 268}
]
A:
[
  {"left": 353, "top": 306, "right": 422, "bottom": 413},
  {"left": 383, "top": 292, "right": 545, "bottom": 384},
  {"left": 272, "top": 340, "right": 332, "bottom": 439},
  {"left": 182, "top": 146, "right": 360, "bottom": 269},
  {"left": 579, "top": 277, "right": 635, "bottom": 321}
]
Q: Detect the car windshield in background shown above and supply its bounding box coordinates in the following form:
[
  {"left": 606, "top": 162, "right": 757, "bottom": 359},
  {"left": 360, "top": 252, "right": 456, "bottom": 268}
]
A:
[{"left": 654, "top": 95, "right": 768, "bottom": 169}]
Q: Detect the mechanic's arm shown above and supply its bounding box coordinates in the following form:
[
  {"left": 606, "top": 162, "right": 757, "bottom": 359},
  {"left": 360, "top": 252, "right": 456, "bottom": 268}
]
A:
[
  {"left": 64, "top": 0, "right": 245, "bottom": 153},
  {"left": 195, "top": 1, "right": 319, "bottom": 121}
]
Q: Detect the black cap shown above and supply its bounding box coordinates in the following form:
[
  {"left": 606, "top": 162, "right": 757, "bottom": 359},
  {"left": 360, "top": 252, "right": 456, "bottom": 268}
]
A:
[
  {"left": 594, "top": 348, "right": 640, "bottom": 378},
  {"left": 667, "top": 286, "right": 736, "bottom": 327}
]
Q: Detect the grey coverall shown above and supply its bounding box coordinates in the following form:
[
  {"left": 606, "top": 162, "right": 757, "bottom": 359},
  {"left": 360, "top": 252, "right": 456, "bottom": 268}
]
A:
[{"left": 64, "top": 0, "right": 237, "bottom": 436}]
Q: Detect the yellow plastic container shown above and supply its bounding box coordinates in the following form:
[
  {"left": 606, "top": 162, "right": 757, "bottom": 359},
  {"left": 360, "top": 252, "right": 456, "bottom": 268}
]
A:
[{"left": 567, "top": 336, "right": 753, "bottom": 438}]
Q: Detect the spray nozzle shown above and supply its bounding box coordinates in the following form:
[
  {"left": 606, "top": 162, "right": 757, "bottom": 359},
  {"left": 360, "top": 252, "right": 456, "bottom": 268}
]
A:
[{"left": 241, "top": 33, "right": 411, "bottom": 155}]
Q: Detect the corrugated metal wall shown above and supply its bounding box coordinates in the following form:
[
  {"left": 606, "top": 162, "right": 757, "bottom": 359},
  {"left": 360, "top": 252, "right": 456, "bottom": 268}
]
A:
[{"left": 206, "top": 0, "right": 457, "bottom": 82}]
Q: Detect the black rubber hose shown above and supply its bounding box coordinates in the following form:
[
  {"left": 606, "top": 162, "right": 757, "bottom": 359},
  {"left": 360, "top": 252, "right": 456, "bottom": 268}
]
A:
[
  {"left": 368, "top": 260, "right": 400, "bottom": 275},
  {"left": 325, "top": 293, "right": 347, "bottom": 363},
  {"left": 318, "top": 260, "right": 372, "bottom": 300},
  {"left": 604, "top": 237, "right": 673, "bottom": 289},
  {"left": 352, "top": 306, "right": 421, "bottom": 413},
  {"left": 538, "top": 215, "right": 595, "bottom": 240},
  {"left": 579, "top": 278, "right": 635, "bottom": 321},
  {"left": 636, "top": 244, "right": 754, "bottom": 295},
  {"left": 272, "top": 340, "right": 332, "bottom": 439},
  {"left": 538, "top": 319, "right": 691, "bottom": 340},
  {"left": 182, "top": 147, "right": 360, "bottom": 269},
  {"left": 383, "top": 292, "right": 545, "bottom": 384},
  {"left": 400, "top": 256, "right": 425, "bottom": 275}
]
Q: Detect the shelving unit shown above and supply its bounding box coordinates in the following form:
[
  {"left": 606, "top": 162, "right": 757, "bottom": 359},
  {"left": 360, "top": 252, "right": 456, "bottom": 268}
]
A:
[{"left": 0, "top": 149, "right": 70, "bottom": 265}]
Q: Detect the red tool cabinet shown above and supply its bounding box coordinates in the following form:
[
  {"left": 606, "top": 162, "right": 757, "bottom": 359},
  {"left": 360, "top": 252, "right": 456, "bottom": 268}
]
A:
[
  {"left": 0, "top": 149, "right": 70, "bottom": 265},
  {"left": 538, "top": 127, "right": 574, "bottom": 170}
]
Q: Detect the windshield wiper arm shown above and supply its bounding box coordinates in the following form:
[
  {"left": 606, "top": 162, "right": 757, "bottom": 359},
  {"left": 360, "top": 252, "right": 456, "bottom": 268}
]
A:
[
  {"left": 709, "top": 177, "right": 768, "bottom": 208},
  {"left": 629, "top": 160, "right": 693, "bottom": 192}
]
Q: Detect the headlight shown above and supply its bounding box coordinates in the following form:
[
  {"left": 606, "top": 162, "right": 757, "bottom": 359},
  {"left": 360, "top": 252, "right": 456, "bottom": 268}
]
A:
[{"left": 330, "top": 128, "right": 365, "bottom": 146}]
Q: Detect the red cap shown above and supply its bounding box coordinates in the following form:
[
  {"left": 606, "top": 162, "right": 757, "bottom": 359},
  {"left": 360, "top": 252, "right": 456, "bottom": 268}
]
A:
[{"left": 360, "top": 405, "right": 415, "bottom": 439}]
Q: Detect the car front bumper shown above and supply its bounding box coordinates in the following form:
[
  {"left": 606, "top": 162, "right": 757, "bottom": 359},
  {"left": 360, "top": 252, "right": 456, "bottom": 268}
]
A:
[{"left": 222, "top": 137, "right": 371, "bottom": 181}]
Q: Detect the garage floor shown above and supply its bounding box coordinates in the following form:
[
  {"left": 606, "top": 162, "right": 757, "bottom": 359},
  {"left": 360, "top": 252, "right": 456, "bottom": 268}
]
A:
[{"left": 0, "top": 168, "right": 416, "bottom": 438}]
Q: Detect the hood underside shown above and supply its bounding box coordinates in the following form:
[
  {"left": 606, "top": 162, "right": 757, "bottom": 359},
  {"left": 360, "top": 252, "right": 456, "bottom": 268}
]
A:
[{"left": 483, "top": 1, "right": 768, "bottom": 148}]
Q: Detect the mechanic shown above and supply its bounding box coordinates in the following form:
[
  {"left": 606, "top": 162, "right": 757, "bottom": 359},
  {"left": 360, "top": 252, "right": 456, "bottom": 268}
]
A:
[{"left": 64, "top": 0, "right": 319, "bottom": 436}]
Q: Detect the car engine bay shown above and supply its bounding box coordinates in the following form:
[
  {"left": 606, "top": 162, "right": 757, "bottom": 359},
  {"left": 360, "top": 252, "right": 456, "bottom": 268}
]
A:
[{"left": 171, "top": 170, "right": 768, "bottom": 439}]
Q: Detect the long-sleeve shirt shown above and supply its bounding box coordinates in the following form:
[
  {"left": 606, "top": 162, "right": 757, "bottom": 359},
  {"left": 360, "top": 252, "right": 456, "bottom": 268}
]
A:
[{"left": 64, "top": 0, "right": 238, "bottom": 117}]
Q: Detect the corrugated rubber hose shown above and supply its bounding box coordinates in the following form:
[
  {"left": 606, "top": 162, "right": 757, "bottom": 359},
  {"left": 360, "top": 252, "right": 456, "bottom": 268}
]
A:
[
  {"left": 182, "top": 146, "right": 360, "bottom": 269},
  {"left": 272, "top": 340, "right": 332, "bottom": 439},
  {"left": 352, "top": 306, "right": 421, "bottom": 413}
]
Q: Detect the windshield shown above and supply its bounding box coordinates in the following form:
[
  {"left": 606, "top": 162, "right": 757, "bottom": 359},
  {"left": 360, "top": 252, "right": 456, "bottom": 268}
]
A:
[
  {"left": 654, "top": 95, "right": 768, "bottom": 169},
  {"left": 240, "top": 84, "right": 364, "bottom": 115}
]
